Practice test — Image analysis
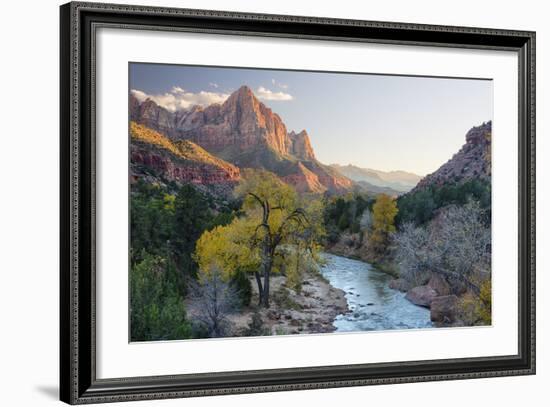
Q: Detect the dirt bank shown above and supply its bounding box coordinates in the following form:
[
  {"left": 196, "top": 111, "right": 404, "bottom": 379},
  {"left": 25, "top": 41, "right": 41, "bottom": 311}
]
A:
[{"left": 227, "top": 270, "right": 349, "bottom": 336}]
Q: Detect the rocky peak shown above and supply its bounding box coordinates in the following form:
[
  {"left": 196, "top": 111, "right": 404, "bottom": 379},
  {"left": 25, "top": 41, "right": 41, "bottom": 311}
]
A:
[
  {"left": 129, "top": 87, "right": 355, "bottom": 194},
  {"left": 226, "top": 85, "right": 255, "bottom": 104},
  {"left": 288, "top": 130, "right": 315, "bottom": 161},
  {"left": 413, "top": 121, "right": 491, "bottom": 191},
  {"left": 213, "top": 85, "right": 291, "bottom": 156},
  {"left": 130, "top": 93, "right": 176, "bottom": 136},
  {"left": 466, "top": 121, "right": 492, "bottom": 145}
]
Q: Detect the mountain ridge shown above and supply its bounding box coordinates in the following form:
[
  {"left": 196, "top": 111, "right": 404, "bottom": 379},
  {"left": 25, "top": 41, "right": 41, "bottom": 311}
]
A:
[
  {"left": 130, "top": 121, "right": 240, "bottom": 195},
  {"left": 330, "top": 164, "right": 422, "bottom": 193},
  {"left": 130, "top": 86, "right": 352, "bottom": 193},
  {"left": 411, "top": 121, "right": 491, "bottom": 193}
]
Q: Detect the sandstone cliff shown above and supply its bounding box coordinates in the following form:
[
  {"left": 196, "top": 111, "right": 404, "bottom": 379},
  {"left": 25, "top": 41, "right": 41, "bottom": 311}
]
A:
[
  {"left": 412, "top": 121, "right": 491, "bottom": 192},
  {"left": 288, "top": 130, "right": 315, "bottom": 161},
  {"left": 130, "top": 121, "right": 240, "bottom": 194},
  {"left": 130, "top": 86, "right": 352, "bottom": 193}
]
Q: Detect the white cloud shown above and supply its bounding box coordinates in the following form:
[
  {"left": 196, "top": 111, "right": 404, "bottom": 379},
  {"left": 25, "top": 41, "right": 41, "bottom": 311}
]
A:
[
  {"left": 271, "top": 79, "right": 289, "bottom": 89},
  {"left": 209, "top": 82, "right": 219, "bottom": 88},
  {"left": 130, "top": 89, "right": 149, "bottom": 103},
  {"left": 130, "top": 87, "right": 230, "bottom": 112},
  {"left": 255, "top": 86, "right": 293, "bottom": 101}
]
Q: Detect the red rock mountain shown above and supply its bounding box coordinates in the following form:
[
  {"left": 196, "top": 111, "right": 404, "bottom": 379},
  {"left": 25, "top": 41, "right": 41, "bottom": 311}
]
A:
[
  {"left": 412, "top": 121, "right": 491, "bottom": 192},
  {"left": 130, "top": 121, "right": 240, "bottom": 196},
  {"left": 130, "top": 86, "right": 352, "bottom": 193}
]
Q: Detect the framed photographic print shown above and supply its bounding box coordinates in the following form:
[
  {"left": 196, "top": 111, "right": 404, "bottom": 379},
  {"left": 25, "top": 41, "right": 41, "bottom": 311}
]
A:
[{"left": 60, "top": 1, "right": 536, "bottom": 404}]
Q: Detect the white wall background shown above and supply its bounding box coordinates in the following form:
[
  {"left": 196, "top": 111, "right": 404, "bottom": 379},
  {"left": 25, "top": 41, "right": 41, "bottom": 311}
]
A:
[{"left": 0, "top": 0, "right": 546, "bottom": 406}]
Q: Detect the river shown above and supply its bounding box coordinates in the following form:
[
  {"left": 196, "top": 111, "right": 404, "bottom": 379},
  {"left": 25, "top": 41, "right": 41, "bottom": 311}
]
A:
[{"left": 319, "top": 253, "right": 432, "bottom": 332}]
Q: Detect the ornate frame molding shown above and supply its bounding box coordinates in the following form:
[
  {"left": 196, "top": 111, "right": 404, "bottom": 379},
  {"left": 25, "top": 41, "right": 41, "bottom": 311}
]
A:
[{"left": 60, "top": 2, "right": 535, "bottom": 404}]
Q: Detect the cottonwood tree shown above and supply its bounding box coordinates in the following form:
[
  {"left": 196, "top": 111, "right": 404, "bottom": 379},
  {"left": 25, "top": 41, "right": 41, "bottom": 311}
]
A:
[
  {"left": 195, "top": 170, "right": 323, "bottom": 308},
  {"left": 369, "top": 194, "right": 398, "bottom": 253}
]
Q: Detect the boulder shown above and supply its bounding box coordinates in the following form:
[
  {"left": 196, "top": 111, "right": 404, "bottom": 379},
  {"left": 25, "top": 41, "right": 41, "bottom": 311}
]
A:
[
  {"left": 427, "top": 274, "right": 451, "bottom": 296},
  {"left": 405, "top": 286, "right": 438, "bottom": 307},
  {"left": 389, "top": 278, "right": 411, "bottom": 292},
  {"left": 430, "top": 295, "right": 459, "bottom": 324}
]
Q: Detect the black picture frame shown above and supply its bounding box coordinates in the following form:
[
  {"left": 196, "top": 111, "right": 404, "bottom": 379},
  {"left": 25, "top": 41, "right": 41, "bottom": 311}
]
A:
[{"left": 60, "top": 2, "right": 536, "bottom": 404}]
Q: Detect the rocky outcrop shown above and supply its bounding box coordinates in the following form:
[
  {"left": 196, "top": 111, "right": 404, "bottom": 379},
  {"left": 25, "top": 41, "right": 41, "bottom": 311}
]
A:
[
  {"left": 304, "top": 161, "right": 353, "bottom": 192},
  {"left": 281, "top": 162, "right": 326, "bottom": 194},
  {"left": 405, "top": 285, "right": 438, "bottom": 307},
  {"left": 288, "top": 130, "right": 315, "bottom": 161},
  {"left": 398, "top": 275, "right": 457, "bottom": 325},
  {"left": 427, "top": 274, "right": 451, "bottom": 296},
  {"left": 389, "top": 278, "right": 412, "bottom": 292},
  {"left": 413, "top": 121, "right": 491, "bottom": 192},
  {"left": 131, "top": 147, "right": 240, "bottom": 185},
  {"left": 131, "top": 98, "right": 177, "bottom": 137},
  {"left": 130, "top": 122, "right": 240, "bottom": 191},
  {"left": 130, "top": 87, "right": 353, "bottom": 193}
]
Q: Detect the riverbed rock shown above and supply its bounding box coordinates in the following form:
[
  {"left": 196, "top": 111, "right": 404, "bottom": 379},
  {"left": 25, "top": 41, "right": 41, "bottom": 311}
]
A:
[
  {"left": 389, "top": 278, "right": 412, "bottom": 292},
  {"left": 405, "top": 286, "right": 438, "bottom": 307},
  {"left": 430, "top": 295, "right": 458, "bottom": 324},
  {"left": 427, "top": 274, "right": 451, "bottom": 296}
]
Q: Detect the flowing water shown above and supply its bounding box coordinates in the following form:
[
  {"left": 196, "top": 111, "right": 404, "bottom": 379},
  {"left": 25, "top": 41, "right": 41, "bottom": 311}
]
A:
[{"left": 319, "top": 253, "right": 432, "bottom": 332}]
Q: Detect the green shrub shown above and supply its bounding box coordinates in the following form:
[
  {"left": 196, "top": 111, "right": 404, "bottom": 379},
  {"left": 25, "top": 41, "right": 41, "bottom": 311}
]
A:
[{"left": 130, "top": 253, "right": 192, "bottom": 341}]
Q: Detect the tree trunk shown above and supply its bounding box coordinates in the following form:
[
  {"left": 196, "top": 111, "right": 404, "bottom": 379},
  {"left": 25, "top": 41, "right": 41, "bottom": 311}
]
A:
[
  {"left": 258, "top": 228, "right": 273, "bottom": 308},
  {"left": 262, "top": 262, "right": 271, "bottom": 308},
  {"left": 254, "top": 271, "right": 263, "bottom": 306},
  {"left": 259, "top": 255, "right": 272, "bottom": 308}
]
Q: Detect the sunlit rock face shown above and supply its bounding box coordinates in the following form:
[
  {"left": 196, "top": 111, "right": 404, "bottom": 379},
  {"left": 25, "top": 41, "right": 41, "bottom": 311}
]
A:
[
  {"left": 413, "top": 121, "right": 492, "bottom": 192},
  {"left": 130, "top": 86, "right": 353, "bottom": 194}
]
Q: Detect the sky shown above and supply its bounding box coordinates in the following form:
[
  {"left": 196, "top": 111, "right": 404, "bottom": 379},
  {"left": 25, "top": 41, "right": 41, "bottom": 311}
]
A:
[{"left": 130, "top": 63, "right": 493, "bottom": 176}]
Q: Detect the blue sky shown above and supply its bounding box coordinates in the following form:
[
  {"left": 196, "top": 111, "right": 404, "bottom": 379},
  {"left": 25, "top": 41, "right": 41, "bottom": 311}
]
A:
[{"left": 130, "top": 63, "right": 492, "bottom": 175}]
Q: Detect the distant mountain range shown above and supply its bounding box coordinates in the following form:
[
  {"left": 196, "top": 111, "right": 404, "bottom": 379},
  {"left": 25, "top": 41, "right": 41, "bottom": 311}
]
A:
[{"left": 330, "top": 164, "right": 422, "bottom": 193}]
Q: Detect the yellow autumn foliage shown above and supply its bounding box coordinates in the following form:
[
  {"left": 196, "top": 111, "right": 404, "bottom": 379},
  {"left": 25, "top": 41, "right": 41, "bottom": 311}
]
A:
[{"left": 194, "top": 216, "right": 261, "bottom": 281}]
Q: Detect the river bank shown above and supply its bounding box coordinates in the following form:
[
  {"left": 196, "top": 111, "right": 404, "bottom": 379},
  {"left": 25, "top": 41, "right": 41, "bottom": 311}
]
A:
[
  {"left": 226, "top": 268, "right": 349, "bottom": 336},
  {"left": 203, "top": 253, "right": 434, "bottom": 337},
  {"left": 325, "top": 237, "right": 399, "bottom": 278},
  {"left": 227, "top": 253, "right": 434, "bottom": 335},
  {"left": 324, "top": 240, "right": 464, "bottom": 329}
]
